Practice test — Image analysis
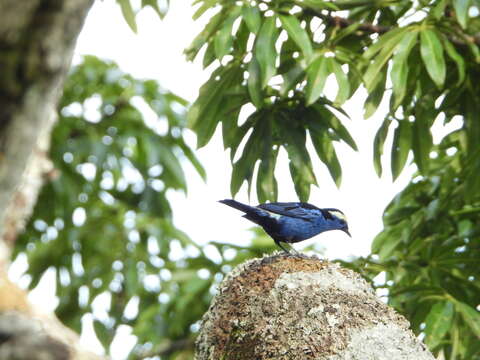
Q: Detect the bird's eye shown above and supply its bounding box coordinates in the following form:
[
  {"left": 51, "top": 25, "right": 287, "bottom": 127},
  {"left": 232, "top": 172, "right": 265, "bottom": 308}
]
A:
[{"left": 339, "top": 219, "right": 346, "bottom": 225}]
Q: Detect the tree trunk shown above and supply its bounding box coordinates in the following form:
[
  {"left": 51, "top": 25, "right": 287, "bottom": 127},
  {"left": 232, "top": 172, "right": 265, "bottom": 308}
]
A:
[
  {"left": 0, "top": 1, "right": 105, "bottom": 359},
  {"left": 0, "top": 0, "right": 92, "bottom": 252},
  {"left": 195, "top": 254, "right": 435, "bottom": 360}
]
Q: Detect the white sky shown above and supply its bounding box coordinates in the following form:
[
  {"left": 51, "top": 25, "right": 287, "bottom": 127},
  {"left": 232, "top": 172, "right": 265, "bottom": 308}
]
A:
[{"left": 16, "top": 0, "right": 423, "bottom": 357}]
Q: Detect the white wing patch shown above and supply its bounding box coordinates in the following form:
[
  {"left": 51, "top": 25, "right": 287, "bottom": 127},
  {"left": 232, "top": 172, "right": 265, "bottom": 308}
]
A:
[
  {"left": 330, "top": 210, "right": 347, "bottom": 221},
  {"left": 260, "top": 208, "right": 283, "bottom": 220}
]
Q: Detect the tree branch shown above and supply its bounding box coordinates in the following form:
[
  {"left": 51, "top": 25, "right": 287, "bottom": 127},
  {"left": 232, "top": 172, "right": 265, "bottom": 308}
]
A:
[
  {"left": 0, "top": 0, "right": 94, "bottom": 248},
  {"left": 314, "top": 12, "right": 390, "bottom": 34},
  {"left": 307, "top": 10, "right": 480, "bottom": 47},
  {"left": 196, "top": 254, "right": 435, "bottom": 359}
]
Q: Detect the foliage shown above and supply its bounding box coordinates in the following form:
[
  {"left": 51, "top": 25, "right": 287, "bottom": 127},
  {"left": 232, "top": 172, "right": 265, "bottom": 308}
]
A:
[
  {"left": 343, "top": 127, "right": 480, "bottom": 359},
  {"left": 186, "top": 0, "right": 480, "bottom": 201},
  {"left": 370, "top": 136, "right": 480, "bottom": 359},
  {"left": 115, "top": 0, "right": 168, "bottom": 33},
  {"left": 15, "top": 56, "right": 279, "bottom": 359},
  {"left": 186, "top": 0, "right": 480, "bottom": 358},
  {"left": 186, "top": 0, "right": 364, "bottom": 202}
]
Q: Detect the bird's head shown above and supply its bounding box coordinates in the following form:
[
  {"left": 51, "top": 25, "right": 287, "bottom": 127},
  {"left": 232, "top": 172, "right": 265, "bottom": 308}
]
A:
[{"left": 324, "top": 209, "right": 351, "bottom": 237}]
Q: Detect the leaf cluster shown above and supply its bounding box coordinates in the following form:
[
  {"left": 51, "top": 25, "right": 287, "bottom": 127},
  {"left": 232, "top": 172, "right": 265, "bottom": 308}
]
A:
[
  {"left": 187, "top": 0, "right": 480, "bottom": 200},
  {"left": 366, "top": 127, "right": 480, "bottom": 358},
  {"left": 14, "top": 56, "right": 275, "bottom": 359},
  {"left": 116, "top": 0, "right": 168, "bottom": 32}
]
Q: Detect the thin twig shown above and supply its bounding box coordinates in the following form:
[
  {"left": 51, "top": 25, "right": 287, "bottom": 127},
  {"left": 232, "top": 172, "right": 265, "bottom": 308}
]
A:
[
  {"left": 305, "top": 10, "right": 480, "bottom": 47},
  {"left": 315, "top": 12, "right": 390, "bottom": 34}
]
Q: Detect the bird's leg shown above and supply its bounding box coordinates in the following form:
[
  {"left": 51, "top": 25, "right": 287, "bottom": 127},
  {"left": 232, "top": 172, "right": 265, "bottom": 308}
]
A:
[
  {"left": 275, "top": 240, "right": 291, "bottom": 255},
  {"left": 275, "top": 241, "right": 302, "bottom": 257},
  {"left": 290, "top": 246, "right": 301, "bottom": 256}
]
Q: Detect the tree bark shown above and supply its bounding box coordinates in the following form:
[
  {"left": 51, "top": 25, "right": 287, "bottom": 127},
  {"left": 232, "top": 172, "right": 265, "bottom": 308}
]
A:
[
  {"left": 0, "top": 1, "right": 106, "bottom": 359},
  {"left": 0, "top": 0, "right": 93, "bottom": 254},
  {"left": 196, "top": 253, "right": 435, "bottom": 360}
]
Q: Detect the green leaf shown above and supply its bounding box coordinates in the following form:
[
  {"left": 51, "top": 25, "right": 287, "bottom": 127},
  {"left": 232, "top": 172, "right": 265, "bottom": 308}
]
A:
[
  {"left": 233, "top": 19, "right": 250, "bottom": 56},
  {"left": 277, "top": 112, "right": 317, "bottom": 201},
  {"left": 465, "top": 35, "right": 480, "bottom": 61},
  {"left": 188, "top": 65, "right": 242, "bottom": 147},
  {"left": 230, "top": 113, "right": 269, "bottom": 196},
  {"left": 117, "top": 0, "right": 137, "bottom": 33},
  {"left": 431, "top": 0, "right": 449, "bottom": 20},
  {"left": 141, "top": 0, "right": 166, "bottom": 19},
  {"left": 424, "top": 301, "right": 454, "bottom": 349},
  {"left": 345, "top": 58, "right": 363, "bottom": 97},
  {"left": 226, "top": 112, "right": 258, "bottom": 160},
  {"left": 300, "top": 0, "right": 339, "bottom": 11},
  {"left": 306, "top": 57, "right": 330, "bottom": 105},
  {"left": 153, "top": 141, "right": 186, "bottom": 189},
  {"left": 363, "top": 28, "right": 410, "bottom": 90},
  {"left": 316, "top": 105, "right": 357, "bottom": 150},
  {"left": 364, "top": 69, "right": 387, "bottom": 118},
  {"left": 214, "top": 10, "right": 240, "bottom": 59},
  {"left": 193, "top": 0, "right": 218, "bottom": 20},
  {"left": 329, "top": 58, "right": 350, "bottom": 105},
  {"left": 257, "top": 158, "right": 278, "bottom": 202},
  {"left": 185, "top": 11, "right": 225, "bottom": 61},
  {"left": 420, "top": 29, "right": 446, "bottom": 88},
  {"left": 453, "top": 0, "right": 471, "bottom": 28},
  {"left": 289, "top": 162, "right": 311, "bottom": 202},
  {"left": 391, "top": 120, "right": 412, "bottom": 180},
  {"left": 218, "top": 8, "right": 242, "bottom": 58},
  {"left": 214, "top": 28, "right": 232, "bottom": 59},
  {"left": 373, "top": 119, "right": 391, "bottom": 177},
  {"left": 255, "top": 17, "right": 278, "bottom": 87},
  {"left": 242, "top": 5, "right": 261, "bottom": 34},
  {"left": 309, "top": 116, "right": 342, "bottom": 186},
  {"left": 93, "top": 320, "right": 114, "bottom": 348},
  {"left": 248, "top": 57, "right": 264, "bottom": 108},
  {"left": 181, "top": 145, "right": 207, "bottom": 181},
  {"left": 465, "top": 147, "right": 480, "bottom": 198},
  {"left": 456, "top": 301, "right": 480, "bottom": 337},
  {"left": 442, "top": 39, "right": 466, "bottom": 85},
  {"left": 371, "top": 225, "right": 403, "bottom": 258},
  {"left": 279, "top": 14, "right": 313, "bottom": 61},
  {"left": 203, "top": 41, "right": 216, "bottom": 68},
  {"left": 331, "top": 23, "right": 361, "bottom": 45},
  {"left": 257, "top": 129, "right": 278, "bottom": 203},
  {"left": 280, "top": 64, "right": 305, "bottom": 96},
  {"left": 363, "top": 27, "right": 409, "bottom": 60},
  {"left": 411, "top": 116, "right": 432, "bottom": 175},
  {"left": 391, "top": 31, "right": 418, "bottom": 108},
  {"left": 385, "top": 205, "right": 421, "bottom": 226}
]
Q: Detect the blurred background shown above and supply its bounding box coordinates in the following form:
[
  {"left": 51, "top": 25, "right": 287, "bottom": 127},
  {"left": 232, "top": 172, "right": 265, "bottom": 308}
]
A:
[{"left": 9, "top": 0, "right": 480, "bottom": 359}]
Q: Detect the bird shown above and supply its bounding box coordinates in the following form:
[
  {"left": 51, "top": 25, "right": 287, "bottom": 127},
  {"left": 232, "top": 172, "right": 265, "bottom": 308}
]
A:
[{"left": 219, "top": 199, "right": 351, "bottom": 254}]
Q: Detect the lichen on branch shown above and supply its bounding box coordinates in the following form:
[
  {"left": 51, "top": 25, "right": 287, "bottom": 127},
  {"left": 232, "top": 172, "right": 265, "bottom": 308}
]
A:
[{"left": 196, "top": 253, "right": 434, "bottom": 360}]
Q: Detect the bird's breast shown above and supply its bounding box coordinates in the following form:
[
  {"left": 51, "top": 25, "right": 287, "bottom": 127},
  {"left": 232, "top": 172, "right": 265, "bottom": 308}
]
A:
[{"left": 276, "top": 216, "right": 325, "bottom": 242}]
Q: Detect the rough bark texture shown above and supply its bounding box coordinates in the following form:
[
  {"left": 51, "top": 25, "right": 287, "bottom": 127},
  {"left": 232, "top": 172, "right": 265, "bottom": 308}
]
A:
[
  {"left": 0, "top": 270, "right": 103, "bottom": 360},
  {"left": 0, "top": 0, "right": 93, "bottom": 254},
  {"left": 196, "top": 253, "right": 435, "bottom": 360},
  {"left": 0, "top": 1, "right": 105, "bottom": 359},
  {"left": 0, "top": 312, "right": 71, "bottom": 360}
]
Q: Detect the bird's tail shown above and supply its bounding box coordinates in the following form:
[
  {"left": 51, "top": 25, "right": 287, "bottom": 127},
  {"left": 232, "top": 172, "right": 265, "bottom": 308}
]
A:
[
  {"left": 218, "top": 199, "right": 257, "bottom": 213},
  {"left": 219, "top": 199, "right": 266, "bottom": 225}
]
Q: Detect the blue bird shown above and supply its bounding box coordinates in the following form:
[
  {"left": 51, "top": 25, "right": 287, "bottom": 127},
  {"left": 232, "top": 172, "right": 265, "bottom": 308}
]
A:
[{"left": 219, "top": 199, "right": 351, "bottom": 254}]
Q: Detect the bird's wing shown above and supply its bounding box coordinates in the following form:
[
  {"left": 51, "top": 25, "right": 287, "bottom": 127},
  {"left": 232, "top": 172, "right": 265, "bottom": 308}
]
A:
[{"left": 256, "top": 202, "right": 323, "bottom": 221}]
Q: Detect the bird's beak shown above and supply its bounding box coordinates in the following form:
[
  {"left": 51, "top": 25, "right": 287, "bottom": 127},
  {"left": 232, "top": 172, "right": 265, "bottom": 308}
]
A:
[{"left": 343, "top": 228, "right": 351, "bottom": 237}]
